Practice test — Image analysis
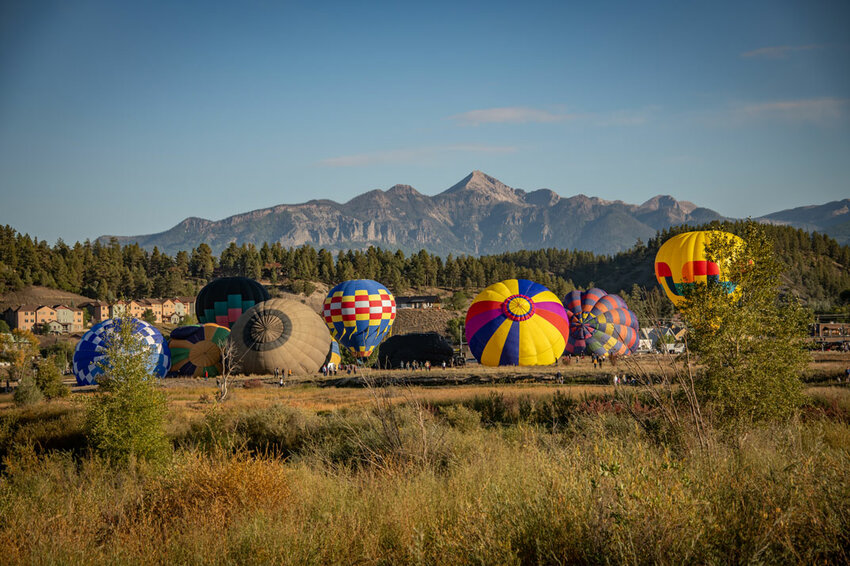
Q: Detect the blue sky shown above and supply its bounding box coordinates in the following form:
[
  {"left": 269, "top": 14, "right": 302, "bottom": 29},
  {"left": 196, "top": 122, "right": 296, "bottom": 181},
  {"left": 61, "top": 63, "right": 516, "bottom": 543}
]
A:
[{"left": 1, "top": 0, "right": 848, "bottom": 245}]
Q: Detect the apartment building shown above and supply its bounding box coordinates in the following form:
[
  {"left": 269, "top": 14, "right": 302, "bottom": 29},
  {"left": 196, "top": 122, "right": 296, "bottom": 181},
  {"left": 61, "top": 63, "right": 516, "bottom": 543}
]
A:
[{"left": 2, "top": 304, "right": 84, "bottom": 333}]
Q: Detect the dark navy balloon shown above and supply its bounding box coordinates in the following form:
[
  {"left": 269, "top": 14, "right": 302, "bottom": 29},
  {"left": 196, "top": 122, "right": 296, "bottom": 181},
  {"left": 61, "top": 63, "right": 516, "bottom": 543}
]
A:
[
  {"left": 73, "top": 318, "right": 171, "bottom": 386},
  {"left": 196, "top": 277, "right": 269, "bottom": 328}
]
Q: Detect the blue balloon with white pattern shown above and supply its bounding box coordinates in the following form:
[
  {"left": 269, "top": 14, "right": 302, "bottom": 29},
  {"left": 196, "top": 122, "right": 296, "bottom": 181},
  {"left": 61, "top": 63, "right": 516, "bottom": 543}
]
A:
[{"left": 72, "top": 318, "right": 171, "bottom": 386}]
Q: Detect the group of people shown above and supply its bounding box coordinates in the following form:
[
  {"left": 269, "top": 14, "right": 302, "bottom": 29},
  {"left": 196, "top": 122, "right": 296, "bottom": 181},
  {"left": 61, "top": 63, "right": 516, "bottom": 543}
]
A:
[
  {"left": 562, "top": 353, "right": 614, "bottom": 368},
  {"left": 402, "top": 360, "right": 433, "bottom": 371},
  {"left": 612, "top": 374, "right": 636, "bottom": 386},
  {"left": 273, "top": 367, "right": 291, "bottom": 386},
  {"left": 320, "top": 363, "right": 339, "bottom": 376}
]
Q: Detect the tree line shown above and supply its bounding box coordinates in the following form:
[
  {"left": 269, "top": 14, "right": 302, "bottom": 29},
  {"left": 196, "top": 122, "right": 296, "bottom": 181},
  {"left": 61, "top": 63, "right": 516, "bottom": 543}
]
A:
[{"left": 0, "top": 221, "right": 848, "bottom": 311}]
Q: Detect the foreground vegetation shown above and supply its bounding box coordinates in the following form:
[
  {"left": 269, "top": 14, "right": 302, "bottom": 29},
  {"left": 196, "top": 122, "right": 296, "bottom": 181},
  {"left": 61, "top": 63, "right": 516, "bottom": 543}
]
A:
[{"left": 1, "top": 383, "right": 848, "bottom": 565}]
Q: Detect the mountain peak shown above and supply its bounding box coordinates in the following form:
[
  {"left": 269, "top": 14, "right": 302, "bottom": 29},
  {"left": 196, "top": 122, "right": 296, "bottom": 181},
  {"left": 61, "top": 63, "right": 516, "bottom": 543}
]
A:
[
  {"left": 386, "top": 184, "right": 421, "bottom": 196},
  {"left": 639, "top": 195, "right": 681, "bottom": 211},
  {"left": 441, "top": 170, "right": 522, "bottom": 202}
]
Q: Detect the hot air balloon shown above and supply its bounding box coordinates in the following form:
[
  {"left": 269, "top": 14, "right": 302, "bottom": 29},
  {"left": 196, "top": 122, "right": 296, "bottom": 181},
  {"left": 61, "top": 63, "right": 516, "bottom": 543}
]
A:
[
  {"left": 654, "top": 231, "right": 745, "bottom": 307},
  {"left": 196, "top": 277, "right": 270, "bottom": 328},
  {"left": 167, "top": 323, "right": 231, "bottom": 377},
  {"left": 465, "top": 279, "right": 569, "bottom": 367},
  {"left": 325, "top": 339, "right": 342, "bottom": 367},
  {"left": 73, "top": 318, "right": 171, "bottom": 386},
  {"left": 563, "top": 288, "right": 639, "bottom": 357},
  {"left": 322, "top": 279, "right": 396, "bottom": 358},
  {"left": 231, "top": 299, "right": 331, "bottom": 375}
]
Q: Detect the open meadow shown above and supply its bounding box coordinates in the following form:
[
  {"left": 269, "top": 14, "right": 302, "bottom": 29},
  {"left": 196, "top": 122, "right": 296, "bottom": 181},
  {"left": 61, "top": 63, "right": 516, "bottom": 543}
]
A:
[{"left": 1, "top": 353, "right": 849, "bottom": 564}]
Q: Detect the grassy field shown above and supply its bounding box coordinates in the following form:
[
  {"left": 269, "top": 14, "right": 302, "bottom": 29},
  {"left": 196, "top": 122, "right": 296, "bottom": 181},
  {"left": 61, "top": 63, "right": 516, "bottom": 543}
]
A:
[{"left": 1, "top": 353, "right": 849, "bottom": 564}]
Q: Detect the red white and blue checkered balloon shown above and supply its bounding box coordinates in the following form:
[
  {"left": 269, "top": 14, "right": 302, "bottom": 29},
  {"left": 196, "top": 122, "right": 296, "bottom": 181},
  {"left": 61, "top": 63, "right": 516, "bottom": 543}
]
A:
[
  {"left": 322, "top": 279, "right": 396, "bottom": 358},
  {"left": 72, "top": 318, "right": 171, "bottom": 386}
]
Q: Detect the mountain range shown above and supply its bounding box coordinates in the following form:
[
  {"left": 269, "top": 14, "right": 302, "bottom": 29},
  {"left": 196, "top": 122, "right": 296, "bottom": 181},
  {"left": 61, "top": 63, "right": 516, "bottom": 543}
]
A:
[{"left": 102, "top": 171, "right": 850, "bottom": 256}]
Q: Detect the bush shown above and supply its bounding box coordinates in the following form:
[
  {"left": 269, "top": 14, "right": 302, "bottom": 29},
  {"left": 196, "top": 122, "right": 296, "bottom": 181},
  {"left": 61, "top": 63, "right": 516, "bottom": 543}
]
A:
[
  {"left": 13, "top": 374, "right": 43, "bottom": 407},
  {"left": 235, "top": 405, "right": 309, "bottom": 456},
  {"left": 84, "top": 316, "right": 170, "bottom": 464},
  {"left": 440, "top": 404, "right": 480, "bottom": 432},
  {"left": 467, "top": 391, "right": 512, "bottom": 426},
  {"left": 681, "top": 222, "right": 811, "bottom": 425},
  {"left": 537, "top": 390, "right": 577, "bottom": 428},
  {"left": 34, "top": 357, "right": 69, "bottom": 399}
]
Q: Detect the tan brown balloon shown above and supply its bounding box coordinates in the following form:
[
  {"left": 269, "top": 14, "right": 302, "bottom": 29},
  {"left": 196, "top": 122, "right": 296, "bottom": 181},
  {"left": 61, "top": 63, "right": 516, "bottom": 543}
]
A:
[{"left": 231, "top": 299, "right": 332, "bottom": 375}]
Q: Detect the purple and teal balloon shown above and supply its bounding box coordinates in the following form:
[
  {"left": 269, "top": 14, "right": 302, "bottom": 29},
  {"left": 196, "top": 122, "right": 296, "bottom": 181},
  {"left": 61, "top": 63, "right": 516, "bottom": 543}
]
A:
[{"left": 563, "top": 288, "right": 639, "bottom": 357}]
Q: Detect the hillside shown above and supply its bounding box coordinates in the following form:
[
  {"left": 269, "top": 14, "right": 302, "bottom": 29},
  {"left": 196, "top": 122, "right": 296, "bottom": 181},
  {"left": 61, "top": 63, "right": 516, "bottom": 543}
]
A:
[
  {"left": 393, "top": 308, "right": 459, "bottom": 338},
  {"left": 758, "top": 199, "right": 850, "bottom": 244},
  {"left": 0, "top": 286, "right": 92, "bottom": 311}
]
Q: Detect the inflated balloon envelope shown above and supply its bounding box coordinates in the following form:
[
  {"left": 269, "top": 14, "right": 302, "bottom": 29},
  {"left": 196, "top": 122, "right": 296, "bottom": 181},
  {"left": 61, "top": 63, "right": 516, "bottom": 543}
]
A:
[
  {"left": 167, "top": 323, "right": 231, "bottom": 377},
  {"left": 231, "top": 299, "right": 331, "bottom": 375},
  {"left": 196, "top": 276, "right": 270, "bottom": 328},
  {"left": 322, "top": 279, "right": 396, "bottom": 358},
  {"left": 325, "top": 339, "right": 342, "bottom": 367},
  {"left": 465, "top": 278, "right": 569, "bottom": 367},
  {"left": 563, "top": 288, "right": 639, "bottom": 357},
  {"left": 73, "top": 318, "right": 171, "bottom": 386},
  {"left": 654, "top": 230, "right": 745, "bottom": 308}
]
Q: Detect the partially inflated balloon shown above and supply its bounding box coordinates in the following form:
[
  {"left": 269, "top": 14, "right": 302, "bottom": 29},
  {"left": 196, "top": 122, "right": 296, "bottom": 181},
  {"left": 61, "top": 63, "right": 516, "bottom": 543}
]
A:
[
  {"left": 655, "top": 231, "right": 745, "bottom": 307},
  {"left": 322, "top": 280, "right": 396, "bottom": 358},
  {"left": 325, "top": 339, "right": 342, "bottom": 367},
  {"left": 465, "top": 279, "right": 569, "bottom": 366},
  {"left": 231, "top": 299, "right": 331, "bottom": 375},
  {"left": 563, "top": 288, "right": 639, "bottom": 357},
  {"left": 196, "top": 277, "right": 270, "bottom": 328},
  {"left": 73, "top": 318, "right": 171, "bottom": 386},
  {"left": 167, "top": 323, "right": 231, "bottom": 377}
]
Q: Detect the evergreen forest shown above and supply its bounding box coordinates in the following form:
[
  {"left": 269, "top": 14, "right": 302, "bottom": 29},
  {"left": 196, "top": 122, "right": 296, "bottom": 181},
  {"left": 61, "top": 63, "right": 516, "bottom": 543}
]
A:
[{"left": 1, "top": 221, "right": 848, "bottom": 313}]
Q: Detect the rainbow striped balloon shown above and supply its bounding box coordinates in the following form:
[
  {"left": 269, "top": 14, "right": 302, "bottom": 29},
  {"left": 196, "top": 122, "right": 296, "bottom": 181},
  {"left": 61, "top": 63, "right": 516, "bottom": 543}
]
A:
[
  {"left": 563, "top": 288, "right": 639, "bottom": 356},
  {"left": 465, "top": 279, "right": 569, "bottom": 366}
]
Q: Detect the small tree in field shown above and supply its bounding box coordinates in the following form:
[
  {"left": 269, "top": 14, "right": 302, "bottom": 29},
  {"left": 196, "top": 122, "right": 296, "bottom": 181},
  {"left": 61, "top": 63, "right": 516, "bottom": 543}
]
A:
[
  {"left": 35, "top": 356, "right": 69, "bottom": 399},
  {"left": 85, "top": 316, "right": 170, "bottom": 464},
  {"left": 216, "top": 339, "right": 241, "bottom": 403},
  {"left": 1, "top": 329, "right": 40, "bottom": 388},
  {"left": 680, "top": 221, "right": 811, "bottom": 425}
]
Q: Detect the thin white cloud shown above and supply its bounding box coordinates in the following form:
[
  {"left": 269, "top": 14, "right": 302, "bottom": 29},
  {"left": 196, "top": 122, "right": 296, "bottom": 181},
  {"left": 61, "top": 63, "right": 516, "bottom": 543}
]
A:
[
  {"left": 318, "top": 144, "right": 517, "bottom": 167},
  {"left": 740, "top": 97, "right": 849, "bottom": 124},
  {"left": 740, "top": 44, "right": 823, "bottom": 59},
  {"left": 449, "top": 106, "right": 579, "bottom": 126}
]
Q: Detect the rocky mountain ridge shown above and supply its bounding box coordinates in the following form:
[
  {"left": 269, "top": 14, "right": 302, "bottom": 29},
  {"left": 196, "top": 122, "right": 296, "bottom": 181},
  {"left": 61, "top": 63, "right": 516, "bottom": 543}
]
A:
[{"left": 101, "top": 171, "right": 848, "bottom": 256}]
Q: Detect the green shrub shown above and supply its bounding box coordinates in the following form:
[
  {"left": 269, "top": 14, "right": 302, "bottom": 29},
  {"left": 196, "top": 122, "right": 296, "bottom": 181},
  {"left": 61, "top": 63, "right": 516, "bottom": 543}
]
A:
[
  {"left": 235, "top": 405, "right": 309, "bottom": 456},
  {"left": 440, "top": 404, "right": 480, "bottom": 432},
  {"left": 13, "top": 373, "right": 43, "bottom": 407},
  {"left": 537, "top": 390, "right": 577, "bottom": 428},
  {"left": 34, "top": 357, "right": 69, "bottom": 399},
  {"left": 682, "top": 222, "right": 811, "bottom": 425},
  {"left": 467, "top": 391, "right": 512, "bottom": 426},
  {"left": 84, "top": 316, "right": 170, "bottom": 464}
]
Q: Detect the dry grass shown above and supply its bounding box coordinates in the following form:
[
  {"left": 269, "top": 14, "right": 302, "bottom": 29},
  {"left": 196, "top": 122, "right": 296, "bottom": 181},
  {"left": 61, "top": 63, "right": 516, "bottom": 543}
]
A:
[{"left": 1, "top": 403, "right": 848, "bottom": 564}]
